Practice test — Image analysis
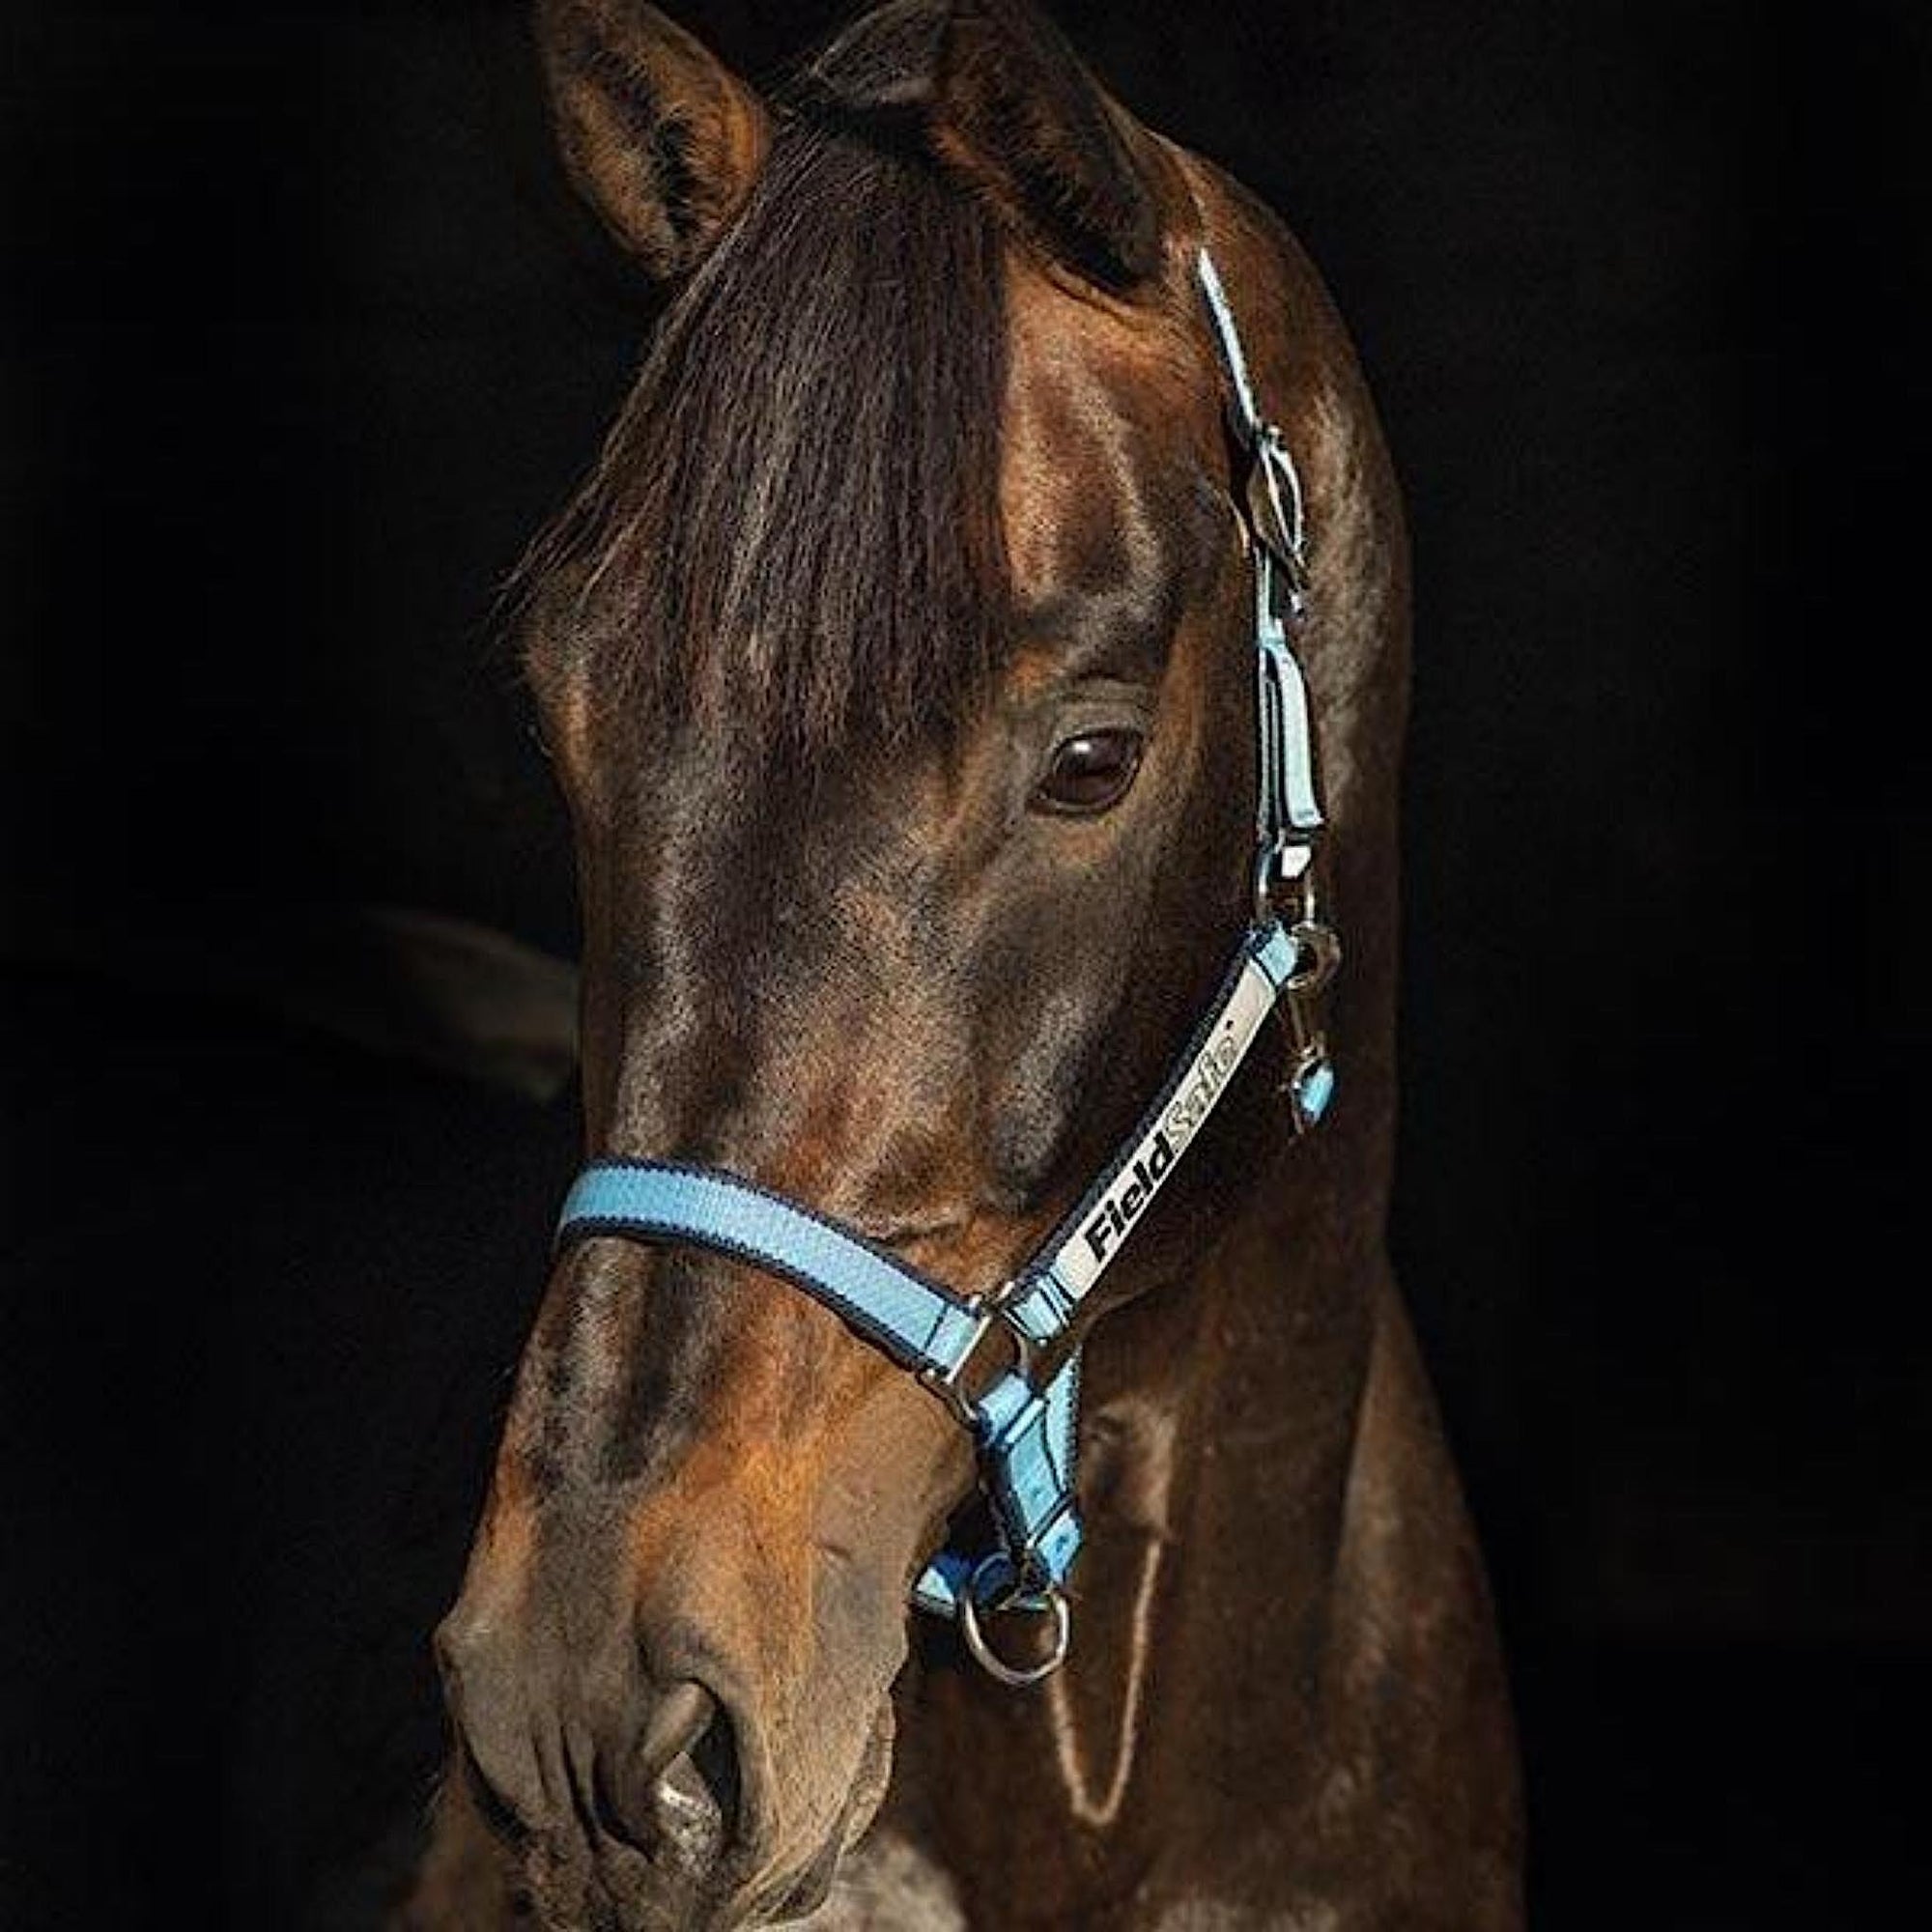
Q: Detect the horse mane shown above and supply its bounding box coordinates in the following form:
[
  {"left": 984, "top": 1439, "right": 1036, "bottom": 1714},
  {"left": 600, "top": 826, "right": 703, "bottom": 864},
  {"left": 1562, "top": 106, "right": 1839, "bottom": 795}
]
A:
[{"left": 521, "top": 13, "right": 1012, "bottom": 761}]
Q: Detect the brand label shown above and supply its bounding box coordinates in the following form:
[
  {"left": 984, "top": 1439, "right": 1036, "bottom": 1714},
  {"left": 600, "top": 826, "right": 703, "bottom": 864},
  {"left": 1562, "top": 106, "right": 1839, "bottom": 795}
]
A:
[{"left": 1079, "top": 1021, "right": 1246, "bottom": 1268}]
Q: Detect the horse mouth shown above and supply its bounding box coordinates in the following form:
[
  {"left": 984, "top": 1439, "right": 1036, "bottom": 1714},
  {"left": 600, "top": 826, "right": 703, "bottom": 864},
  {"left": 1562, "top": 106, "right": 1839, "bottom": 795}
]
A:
[
  {"left": 756, "top": 1692, "right": 897, "bottom": 1925},
  {"left": 490, "top": 1693, "right": 897, "bottom": 1932}
]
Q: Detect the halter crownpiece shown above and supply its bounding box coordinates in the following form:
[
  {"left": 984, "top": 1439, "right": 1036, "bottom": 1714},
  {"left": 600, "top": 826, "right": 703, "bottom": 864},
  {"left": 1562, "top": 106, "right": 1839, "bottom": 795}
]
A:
[{"left": 554, "top": 247, "right": 1339, "bottom": 1686}]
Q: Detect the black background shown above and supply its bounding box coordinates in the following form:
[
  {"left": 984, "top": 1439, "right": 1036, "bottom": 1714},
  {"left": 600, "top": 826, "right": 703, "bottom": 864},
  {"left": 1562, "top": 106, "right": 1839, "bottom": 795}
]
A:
[{"left": 2, "top": 2, "right": 1924, "bottom": 1925}]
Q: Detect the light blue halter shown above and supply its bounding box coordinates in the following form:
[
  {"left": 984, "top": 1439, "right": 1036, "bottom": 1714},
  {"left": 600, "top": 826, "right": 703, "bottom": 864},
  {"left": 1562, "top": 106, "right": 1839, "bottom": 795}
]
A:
[{"left": 554, "top": 248, "right": 1338, "bottom": 1687}]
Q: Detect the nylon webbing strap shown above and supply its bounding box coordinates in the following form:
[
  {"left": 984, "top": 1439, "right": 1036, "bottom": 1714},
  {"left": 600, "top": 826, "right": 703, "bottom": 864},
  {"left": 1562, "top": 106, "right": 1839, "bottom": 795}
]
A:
[
  {"left": 1197, "top": 247, "right": 1323, "bottom": 865},
  {"left": 1196, "top": 245, "right": 1267, "bottom": 438},
  {"left": 557, "top": 1162, "right": 989, "bottom": 1378},
  {"left": 910, "top": 1354, "right": 1081, "bottom": 1615},
  {"left": 554, "top": 1163, "right": 1082, "bottom": 1606},
  {"left": 554, "top": 1171, "right": 1090, "bottom": 1605}
]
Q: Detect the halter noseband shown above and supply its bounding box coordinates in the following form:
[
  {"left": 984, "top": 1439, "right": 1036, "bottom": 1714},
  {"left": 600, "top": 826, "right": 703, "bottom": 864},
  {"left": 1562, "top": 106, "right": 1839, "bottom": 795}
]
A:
[{"left": 554, "top": 248, "right": 1338, "bottom": 1686}]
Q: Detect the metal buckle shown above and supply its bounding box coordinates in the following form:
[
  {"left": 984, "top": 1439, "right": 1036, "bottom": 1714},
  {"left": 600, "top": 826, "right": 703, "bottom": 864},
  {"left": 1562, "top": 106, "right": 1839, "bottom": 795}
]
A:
[
  {"left": 1253, "top": 838, "right": 1316, "bottom": 925},
  {"left": 1244, "top": 424, "right": 1310, "bottom": 595},
  {"left": 956, "top": 1551, "right": 1072, "bottom": 1688},
  {"left": 918, "top": 1286, "right": 1034, "bottom": 1430}
]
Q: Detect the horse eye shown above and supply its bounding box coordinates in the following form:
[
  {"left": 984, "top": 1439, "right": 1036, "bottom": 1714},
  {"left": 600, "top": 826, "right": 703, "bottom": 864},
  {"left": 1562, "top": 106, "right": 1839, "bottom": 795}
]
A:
[{"left": 1035, "top": 727, "right": 1146, "bottom": 814}]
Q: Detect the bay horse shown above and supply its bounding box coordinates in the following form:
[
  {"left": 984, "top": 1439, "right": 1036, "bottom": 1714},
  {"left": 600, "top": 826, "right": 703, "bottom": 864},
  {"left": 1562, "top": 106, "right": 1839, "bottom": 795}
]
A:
[{"left": 407, "top": 2, "right": 1521, "bottom": 1925}]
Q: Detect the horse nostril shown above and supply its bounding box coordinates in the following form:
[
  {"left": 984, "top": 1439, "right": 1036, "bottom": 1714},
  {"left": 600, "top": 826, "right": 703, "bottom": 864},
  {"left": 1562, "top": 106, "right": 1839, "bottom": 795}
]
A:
[
  {"left": 603, "top": 1679, "right": 742, "bottom": 1868},
  {"left": 673, "top": 1691, "right": 743, "bottom": 1830}
]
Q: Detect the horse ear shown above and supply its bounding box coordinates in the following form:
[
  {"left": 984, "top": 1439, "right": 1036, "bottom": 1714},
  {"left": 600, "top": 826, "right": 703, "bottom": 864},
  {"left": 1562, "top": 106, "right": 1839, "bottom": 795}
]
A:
[
  {"left": 534, "top": 0, "right": 771, "bottom": 281},
  {"left": 926, "top": 0, "right": 1178, "bottom": 292}
]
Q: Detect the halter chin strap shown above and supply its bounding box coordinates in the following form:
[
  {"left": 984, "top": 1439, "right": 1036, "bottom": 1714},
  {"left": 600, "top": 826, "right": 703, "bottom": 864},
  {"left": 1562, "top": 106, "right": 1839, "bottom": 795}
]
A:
[{"left": 553, "top": 247, "right": 1337, "bottom": 1685}]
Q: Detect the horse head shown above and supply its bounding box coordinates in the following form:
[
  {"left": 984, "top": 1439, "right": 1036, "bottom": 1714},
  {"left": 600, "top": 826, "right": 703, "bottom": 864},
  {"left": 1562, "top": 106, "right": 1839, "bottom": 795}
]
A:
[{"left": 417, "top": 3, "right": 1406, "bottom": 1925}]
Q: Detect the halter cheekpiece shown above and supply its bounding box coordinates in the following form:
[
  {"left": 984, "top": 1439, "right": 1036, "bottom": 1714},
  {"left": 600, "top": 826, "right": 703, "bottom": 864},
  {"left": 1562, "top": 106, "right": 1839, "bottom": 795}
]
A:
[{"left": 554, "top": 247, "right": 1339, "bottom": 1687}]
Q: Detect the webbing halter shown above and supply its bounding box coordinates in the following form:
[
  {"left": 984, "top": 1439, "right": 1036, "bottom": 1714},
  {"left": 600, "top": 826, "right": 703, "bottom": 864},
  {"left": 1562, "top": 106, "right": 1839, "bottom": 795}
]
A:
[{"left": 554, "top": 248, "right": 1338, "bottom": 1686}]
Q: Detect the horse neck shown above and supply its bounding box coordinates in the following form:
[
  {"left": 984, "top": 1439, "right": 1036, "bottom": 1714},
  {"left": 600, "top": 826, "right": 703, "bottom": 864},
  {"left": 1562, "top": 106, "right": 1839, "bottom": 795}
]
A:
[{"left": 1075, "top": 1095, "right": 1387, "bottom": 1667}]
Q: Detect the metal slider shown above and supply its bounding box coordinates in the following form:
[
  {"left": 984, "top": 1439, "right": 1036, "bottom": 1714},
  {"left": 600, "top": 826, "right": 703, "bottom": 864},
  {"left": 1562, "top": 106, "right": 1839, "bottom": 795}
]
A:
[
  {"left": 917, "top": 1287, "right": 1034, "bottom": 1430},
  {"left": 1244, "top": 423, "right": 1311, "bottom": 596},
  {"left": 1253, "top": 834, "right": 1318, "bottom": 925}
]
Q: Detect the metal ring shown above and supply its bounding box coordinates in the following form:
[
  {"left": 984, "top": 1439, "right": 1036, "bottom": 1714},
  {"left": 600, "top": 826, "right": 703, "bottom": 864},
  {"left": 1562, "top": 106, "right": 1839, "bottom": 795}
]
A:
[{"left": 957, "top": 1555, "right": 1072, "bottom": 1689}]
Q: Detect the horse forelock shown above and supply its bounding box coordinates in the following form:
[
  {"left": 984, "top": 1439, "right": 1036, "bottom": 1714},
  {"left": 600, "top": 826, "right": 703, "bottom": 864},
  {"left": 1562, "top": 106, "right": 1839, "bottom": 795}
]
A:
[{"left": 518, "top": 77, "right": 1014, "bottom": 766}]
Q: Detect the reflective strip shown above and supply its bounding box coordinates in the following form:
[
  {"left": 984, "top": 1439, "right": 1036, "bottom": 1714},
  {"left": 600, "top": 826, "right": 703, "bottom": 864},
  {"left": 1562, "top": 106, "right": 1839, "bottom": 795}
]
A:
[
  {"left": 556, "top": 1163, "right": 987, "bottom": 1378},
  {"left": 1259, "top": 604, "right": 1324, "bottom": 838},
  {"left": 1197, "top": 245, "right": 1265, "bottom": 436}
]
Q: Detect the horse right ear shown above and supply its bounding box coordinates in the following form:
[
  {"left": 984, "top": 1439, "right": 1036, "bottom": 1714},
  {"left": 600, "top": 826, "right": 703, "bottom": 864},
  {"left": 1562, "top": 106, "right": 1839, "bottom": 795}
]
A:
[
  {"left": 926, "top": 0, "right": 1178, "bottom": 294},
  {"left": 534, "top": 0, "right": 771, "bottom": 282}
]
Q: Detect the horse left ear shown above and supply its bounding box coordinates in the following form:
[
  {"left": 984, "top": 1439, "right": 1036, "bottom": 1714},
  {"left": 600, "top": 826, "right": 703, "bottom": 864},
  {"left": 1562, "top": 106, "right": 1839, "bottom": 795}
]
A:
[
  {"left": 926, "top": 0, "right": 1182, "bottom": 293},
  {"left": 535, "top": 0, "right": 771, "bottom": 282}
]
